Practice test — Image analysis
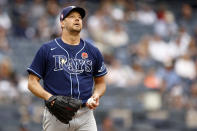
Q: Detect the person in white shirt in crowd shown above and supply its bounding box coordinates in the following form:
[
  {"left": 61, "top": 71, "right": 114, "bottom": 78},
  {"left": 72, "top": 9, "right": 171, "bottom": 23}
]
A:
[
  {"left": 154, "top": 10, "right": 177, "bottom": 39},
  {"left": 175, "top": 53, "right": 196, "bottom": 80},
  {"left": 106, "top": 58, "right": 133, "bottom": 88},
  {"left": 168, "top": 27, "right": 191, "bottom": 59},
  {"left": 148, "top": 35, "right": 171, "bottom": 64},
  {"left": 135, "top": 3, "right": 157, "bottom": 25},
  {"left": 0, "top": 7, "right": 12, "bottom": 31},
  {"left": 103, "top": 23, "right": 129, "bottom": 48},
  {"left": 30, "top": 0, "right": 45, "bottom": 20},
  {"left": 87, "top": 9, "right": 108, "bottom": 43}
]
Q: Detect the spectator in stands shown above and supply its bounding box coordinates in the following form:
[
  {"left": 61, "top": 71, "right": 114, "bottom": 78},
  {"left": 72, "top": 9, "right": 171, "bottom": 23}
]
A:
[
  {"left": 17, "top": 74, "right": 29, "bottom": 94},
  {"left": 103, "top": 23, "right": 129, "bottom": 48},
  {"left": 46, "top": 0, "right": 60, "bottom": 24},
  {"left": 0, "top": 6, "right": 12, "bottom": 32},
  {"left": 124, "top": 0, "right": 136, "bottom": 22},
  {"left": 193, "top": 26, "right": 197, "bottom": 54},
  {"left": 13, "top": 14, "right": 29, "bottom": 38},
  {"left": 187, "top": 37, "right": 197, "bottom": 60},
  {"left": 87, "top": 9, "right": 108, "bottom": 43},
  {"left": 135, "top": 3, "right": 157, "bottom": 25},
  {"left": 144, "top": 67, "right": 162, "bottom": 89},
  {"left": 103, "top": 22, "right": 129, "bottom": 63},
  {"left": 156, "top": 60, "right": 181, "bottom": 90},
  {"left": 129, "top": 35, "right": 153, "bottom": 69},
  {"left": 12, "top": 0, "right": 28, "bottom": 17},
  {"left": 0, "top": 57, "right": 18, "bottom": 103},
  {"left": 154, "top": 5, "right": 177, "bottom": 39},
  {"left": 128, "top": 63, "right": 145, "bottom": 87},
  {"left": 19, "top": 124, "right": 29, "bottom": 131},
  {"left": 168, "top": 27, "right": 191, "bottom": 59},
  {"left": 148, "top": 35, "right": 171, "bottom": 64},
  {"left": 106, "top": 57, "right": 133, "bottom": 88},
  {"left": 30, "top": 0, "right": 45, "bottom": 20},
  {"left": 177, "top": 4, "right": 196, "bottom": 33},
  {"left": 188, "top": 82, "right": 197, "bottom": 109},
  {"left": 169, "top": 84, "right": 186, "bottom": 110},
  {"left": 100, "top": 116, "right": 117, "bottom": 131},
  {"left": 175, "top": 53, "right": 196, "bottom": 81},
  {"left": 12, "top": 0, "right": 29, "bottom": 37},
  {"left": 0, "top": 26, "right": 11, "bottom": 53},
  {"left": 36, "top": 16, "right": 51, "bottom": 40},
  {"left": 0, "top": 57, "right": 13, "bottom": 80},
  {"left": 110, "top": 0, "right": 127, "bottom": 21}
]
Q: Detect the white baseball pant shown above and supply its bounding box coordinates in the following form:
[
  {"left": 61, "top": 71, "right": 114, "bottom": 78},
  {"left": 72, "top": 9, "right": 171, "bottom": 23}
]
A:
[{"left": 42, "top": 107, "right": 97, "bottom": 131}]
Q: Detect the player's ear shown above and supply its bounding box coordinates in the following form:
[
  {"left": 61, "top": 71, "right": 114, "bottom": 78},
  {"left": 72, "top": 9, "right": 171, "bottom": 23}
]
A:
[{"left": 60, "top": 21, "right": 65, "bottom": 28}]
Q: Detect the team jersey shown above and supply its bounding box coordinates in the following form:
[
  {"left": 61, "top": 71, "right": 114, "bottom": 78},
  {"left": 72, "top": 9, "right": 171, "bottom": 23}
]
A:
[{"left": 27, "top": 38, "right": 107, "bottom": 103}]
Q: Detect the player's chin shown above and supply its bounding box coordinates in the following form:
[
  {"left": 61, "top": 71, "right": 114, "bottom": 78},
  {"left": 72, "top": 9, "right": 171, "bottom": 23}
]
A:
[{"left": 72, "top": 27, "right": 82, "bottom": 32}]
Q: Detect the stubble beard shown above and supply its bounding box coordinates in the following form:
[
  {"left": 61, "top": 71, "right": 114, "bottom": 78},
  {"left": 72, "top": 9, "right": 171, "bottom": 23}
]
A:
[
  {"left": 67, "top": 26, "right": 81, "bottom": 35},
  {"left": 71, "top": 28, "right": 81, "bottom": 33}
]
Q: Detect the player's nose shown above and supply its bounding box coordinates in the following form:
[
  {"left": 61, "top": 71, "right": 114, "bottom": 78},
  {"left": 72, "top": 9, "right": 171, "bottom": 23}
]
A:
[{"left": 75, "top": 17, "right": 80, "bottom": 22}]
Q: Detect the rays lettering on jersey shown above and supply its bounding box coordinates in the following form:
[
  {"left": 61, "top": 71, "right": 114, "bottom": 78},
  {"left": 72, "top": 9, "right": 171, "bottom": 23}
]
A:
[{"left": 53, "top": 55, "right": 92, "bottom": 74}]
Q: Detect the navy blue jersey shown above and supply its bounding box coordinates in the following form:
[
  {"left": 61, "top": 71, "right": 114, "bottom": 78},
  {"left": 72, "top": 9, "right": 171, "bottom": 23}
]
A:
[{"left": 27, "top": 38, "right": 107, "bottom": 103}]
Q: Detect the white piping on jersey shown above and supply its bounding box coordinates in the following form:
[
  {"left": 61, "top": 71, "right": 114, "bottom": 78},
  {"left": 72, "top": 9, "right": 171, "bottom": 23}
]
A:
[
  {"left": 75, "top": 39, "right": 86, "bottom": 99},
  {"left": 95, "top": 70, "right": 108, "bottom": 77},
  {"left": 76, "top": 74, "right": 80, "bottom": 99},
  {"left": 27, "top": 67, "right": 42, "bottom": 78},
  {"left": 55, "top": 39, "right": 73, "bottom": 96},
  {"left": 75, "top": 39, "right": 86, "bottom": 58},
  {"left": 91, "top": 77, "right": 94, "bottom": 96},
  {"left": 70, "top": 74, "right": 72, "bottom": 96},
  {"left": 54, "top": 39, "right": 70, "bottom": 57}
]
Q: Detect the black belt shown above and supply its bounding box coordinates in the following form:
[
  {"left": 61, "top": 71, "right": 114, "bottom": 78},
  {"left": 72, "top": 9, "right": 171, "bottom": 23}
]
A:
[{"left": 81, "top": 103, "right": 86, "bottom": 108}]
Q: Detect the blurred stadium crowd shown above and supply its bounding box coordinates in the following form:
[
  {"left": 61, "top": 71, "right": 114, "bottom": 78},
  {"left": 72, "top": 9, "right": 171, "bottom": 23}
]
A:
[{"left": 0, "top": 0, "right": 197, "bottom": 130}]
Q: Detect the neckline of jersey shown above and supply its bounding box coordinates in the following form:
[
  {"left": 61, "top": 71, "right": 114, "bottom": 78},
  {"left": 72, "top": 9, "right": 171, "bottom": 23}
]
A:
[{"left": 57, "top": 38, "right": 84, "bottom": 51}]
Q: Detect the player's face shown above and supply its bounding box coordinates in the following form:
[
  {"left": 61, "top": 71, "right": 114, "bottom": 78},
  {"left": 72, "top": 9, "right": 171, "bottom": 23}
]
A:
[{"left": 62, "top": 11, "right": 83, "bottom": 33}]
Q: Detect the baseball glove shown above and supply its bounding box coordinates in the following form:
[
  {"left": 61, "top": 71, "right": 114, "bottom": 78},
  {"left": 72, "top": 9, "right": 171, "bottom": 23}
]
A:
[{"left": 45, "top": 96, "right": 82, "bottom": 124}]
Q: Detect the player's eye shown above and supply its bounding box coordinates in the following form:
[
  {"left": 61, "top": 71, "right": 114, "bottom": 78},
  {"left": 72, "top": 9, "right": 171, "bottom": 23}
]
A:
[
  {"left": 78, "top": 16, "right": 82, "bottom": 19},
  {"left": 68, "top": 15, "right": 74, "bottom": 18}
]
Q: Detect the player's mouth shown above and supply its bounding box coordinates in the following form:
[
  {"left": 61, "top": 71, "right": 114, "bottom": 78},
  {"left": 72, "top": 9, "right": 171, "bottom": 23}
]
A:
[{"left": 74, "top": 23, "right": 80, "bottom": 26}]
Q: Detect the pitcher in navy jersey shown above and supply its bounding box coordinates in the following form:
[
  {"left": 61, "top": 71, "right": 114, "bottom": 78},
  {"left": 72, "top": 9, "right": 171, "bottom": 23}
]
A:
[{"left": 27, "top": 6, "right": 107, "bottom": 131}]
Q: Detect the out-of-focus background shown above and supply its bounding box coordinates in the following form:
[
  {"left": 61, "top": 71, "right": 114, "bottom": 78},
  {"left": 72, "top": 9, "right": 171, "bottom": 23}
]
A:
[{"left": 1, "top": 0, "right": 197, "bottom": 130}]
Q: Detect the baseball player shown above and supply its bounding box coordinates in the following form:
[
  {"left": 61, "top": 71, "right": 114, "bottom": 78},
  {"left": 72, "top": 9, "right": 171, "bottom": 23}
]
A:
[{"left": 27, "top": 6, "right": 107, "bottom": 131}]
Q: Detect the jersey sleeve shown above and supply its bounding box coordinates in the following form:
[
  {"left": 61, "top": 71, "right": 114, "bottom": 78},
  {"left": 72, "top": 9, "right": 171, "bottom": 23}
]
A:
[
  {"left": 93, "top": 48, "right": 107, "bottom": 77},
  {"left": 27, "top": 45, "right": 47, "bottom": 79}
]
